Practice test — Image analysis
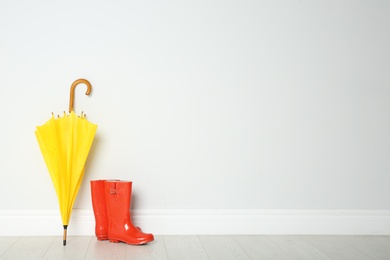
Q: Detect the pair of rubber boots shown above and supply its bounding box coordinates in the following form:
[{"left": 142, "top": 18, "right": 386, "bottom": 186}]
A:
[{"left": 90, "top": 180, "right": 154, "bottom": 245}]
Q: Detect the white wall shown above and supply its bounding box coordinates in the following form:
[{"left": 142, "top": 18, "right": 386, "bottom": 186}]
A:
[{"left": 1, "top": 0, "right": 390, "bottom": 220}]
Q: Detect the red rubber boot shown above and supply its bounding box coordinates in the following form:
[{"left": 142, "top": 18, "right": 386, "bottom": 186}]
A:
[
  {"left": 104, "top": 180, "right": 154, "bottom": 245},
  {"left": 90, "top": 180, "right": 109, "bottom": 240}
]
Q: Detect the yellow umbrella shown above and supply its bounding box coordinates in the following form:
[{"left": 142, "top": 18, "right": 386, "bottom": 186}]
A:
[{"left": 35, "top": 79, "right": 97, "bottom": 246}]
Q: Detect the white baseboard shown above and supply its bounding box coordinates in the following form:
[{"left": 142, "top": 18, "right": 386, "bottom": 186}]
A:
[{"left": 1, "top": 209, "right": 390, "bottom": 236}]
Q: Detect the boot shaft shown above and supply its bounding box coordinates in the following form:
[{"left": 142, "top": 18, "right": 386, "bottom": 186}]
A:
[
  {"left": 104, "top": 181, "right": 132, "bottom": 217},
  {"left": 90, "top": 180, "right": 108, "bottom": 240},
  {"left": 90, "top": 180, "right": 106, "bottom": 205}
]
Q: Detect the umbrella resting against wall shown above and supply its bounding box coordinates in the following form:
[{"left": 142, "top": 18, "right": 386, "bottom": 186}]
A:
[{"left": 35, "top": 79, "right": 97, "bottom": 245}]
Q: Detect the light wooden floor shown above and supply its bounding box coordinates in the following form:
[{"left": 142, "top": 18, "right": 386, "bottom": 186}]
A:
[{"left": 1, "top": 235, "right": 389, "bottom": 259}]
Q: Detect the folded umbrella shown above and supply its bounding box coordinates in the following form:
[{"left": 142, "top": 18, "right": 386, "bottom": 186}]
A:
[{"left": 35, "top": 79, "right": 97, "bottom": 245}]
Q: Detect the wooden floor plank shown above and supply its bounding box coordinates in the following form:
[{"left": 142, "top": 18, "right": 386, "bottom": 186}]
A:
[
  {"left": 44, "top": 236, "right": 92, "bottom": 260},
  {"left": 199, "top": 235, "right": 250, "bottom": 260},
  {"left": 333, "top": 236, "right": 390, "bottom": 260},
  {"left": 85, "top": 238, "right": 128, "bottom": 260},
  {"left": 234, "top": 235, "right": 290, "bottom": 260},
  {"left": 0, "top": 237, "right": 19, "bottom": 256},
  {"left": 163, "top": 235, "right": 209, "bottom": 260},
  {"left": 85, "top": 236, "right": 168, "bottom": 260},
  {"left": 303, "top": 235, "right": 374, "bottom": 260},
  {"left": 0, "top": 236, "right": 55, "bottom": 259},
  {"left": 268, "top": 235, "right": 332, "bottom": 260},
  {"left": 125, "top": 236, "right": 168, "bottom": 260},
  {"left": 1, "top": 235, "right": 389, "bottom": 259}
]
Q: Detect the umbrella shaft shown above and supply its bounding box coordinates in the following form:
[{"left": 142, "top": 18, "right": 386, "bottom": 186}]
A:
[{"left": 63, "top": 225, "right": 68, "bottom": 246}]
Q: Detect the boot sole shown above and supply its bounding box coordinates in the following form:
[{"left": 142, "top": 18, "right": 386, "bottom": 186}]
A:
[{"left": 108, "top": 238, "right": 151, "bottom": 245}]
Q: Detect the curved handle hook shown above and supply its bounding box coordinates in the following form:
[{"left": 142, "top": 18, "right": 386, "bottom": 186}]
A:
[{"left": 69, "top": 78, "right": 92, "bottom": 113}]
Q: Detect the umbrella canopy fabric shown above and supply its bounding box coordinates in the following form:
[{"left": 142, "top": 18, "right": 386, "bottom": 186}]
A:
[{"left": 35, "top": 110, "right": 97, "bottom": 244}]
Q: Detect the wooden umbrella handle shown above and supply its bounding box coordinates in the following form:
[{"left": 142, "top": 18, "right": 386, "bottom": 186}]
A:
[{"left": 69, "top": 79, "right": 92, "bottom": 113}]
